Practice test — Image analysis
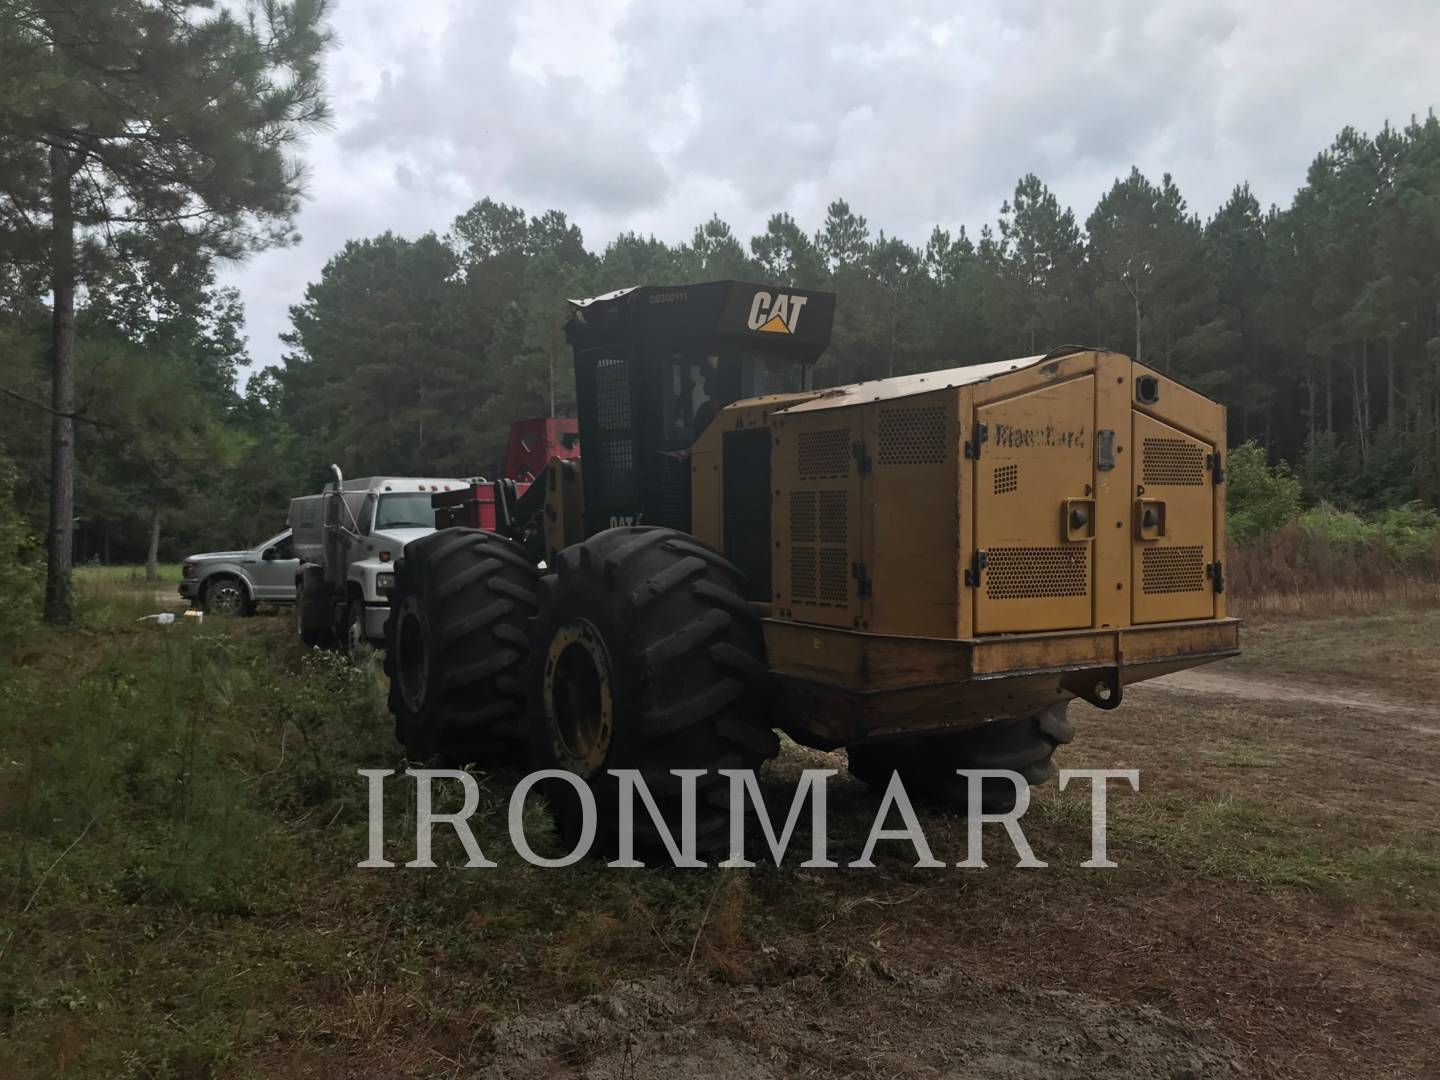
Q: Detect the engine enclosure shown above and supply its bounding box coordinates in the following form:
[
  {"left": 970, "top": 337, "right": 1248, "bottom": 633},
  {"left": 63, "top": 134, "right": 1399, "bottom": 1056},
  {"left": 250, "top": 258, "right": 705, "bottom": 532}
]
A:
[{"left": 687, "top": 348, "right": 1237, "bottom": 746}]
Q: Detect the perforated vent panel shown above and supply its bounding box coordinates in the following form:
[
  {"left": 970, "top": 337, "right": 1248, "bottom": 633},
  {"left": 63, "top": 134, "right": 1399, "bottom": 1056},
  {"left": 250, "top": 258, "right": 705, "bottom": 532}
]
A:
[
  {"left": 1142, "top": 545, "right": 1206, "bottom": 594},
  {"left": 658, "top": 455, "right": 689, "bottom": 530},
  {"left": 789, "top": 492, "right": 816, "bottom": 545},
  {"left": 985, "top": 546, "right": 1089, "bottom": 600},
  {"left": 819, "top": 549, "right": 849, "bottom": 603},
  {"left": 819, "top": 491, "right": 847, "bottom": 544},
  {"left": 798, "top": 429, "right": 851, "bottom": 478},
  {"left": 788, "top": 472, "right": 849, "bottom": 610},
  {"left": 791, "top": 549, "right": 816, "bottom": 601},
  {"left": 1143, "top": 438, "right": 1204, "bottom": 486},
  {"left": 877, "top": 405, "right": 946, "bottom": 465},
  {"left": 599, "top": 439, "right": 634, "bottom": 504},
  {"left": 995, "top": 463, "right": 1018, "bottom": 494},
  {"left": 594, "top": 358, "right": 630, "bottom": 431}
]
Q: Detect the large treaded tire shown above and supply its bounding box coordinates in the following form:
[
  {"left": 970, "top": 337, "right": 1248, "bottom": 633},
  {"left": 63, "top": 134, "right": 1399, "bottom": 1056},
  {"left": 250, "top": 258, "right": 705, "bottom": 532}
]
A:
[
  {"left": 526, "top": 526, "right": 779, "bottom": 859},
  {"left": 384, "top": 529, "right": 540, "bottom": 764},
  {"left": 847, "top": 702, "right": 1075, "bottom": 814}
]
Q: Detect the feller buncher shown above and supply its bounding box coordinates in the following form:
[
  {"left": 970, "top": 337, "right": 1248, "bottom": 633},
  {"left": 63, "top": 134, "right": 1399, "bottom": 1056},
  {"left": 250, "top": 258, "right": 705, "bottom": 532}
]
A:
[{"left": 385, "top": 281, "right": 1238, "bottom": 852}]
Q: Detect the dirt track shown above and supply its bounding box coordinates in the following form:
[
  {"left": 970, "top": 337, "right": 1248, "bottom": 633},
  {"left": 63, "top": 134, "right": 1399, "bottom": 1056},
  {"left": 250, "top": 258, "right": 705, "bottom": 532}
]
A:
[
  {"left": 480, "top": 960, "right": 1243, "bottom": 1079},
  {"left": 476, "top": 642, "right": 1440, "bottom": 1079},
  {"left": 1156, "top": 668, "right": 1440, "bottom": 733}
]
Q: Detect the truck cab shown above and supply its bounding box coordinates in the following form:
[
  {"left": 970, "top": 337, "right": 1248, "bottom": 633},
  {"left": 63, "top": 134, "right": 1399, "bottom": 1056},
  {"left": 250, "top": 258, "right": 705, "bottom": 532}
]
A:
[{"left": 289, "top": 474, "right": 468, "bottom": 646}]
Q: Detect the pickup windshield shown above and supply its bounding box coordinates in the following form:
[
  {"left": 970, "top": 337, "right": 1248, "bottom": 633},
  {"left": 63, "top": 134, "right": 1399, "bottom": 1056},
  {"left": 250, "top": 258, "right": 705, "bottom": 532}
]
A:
[{"left": 375, "top": 493, "right": 435, "bottom": 530}]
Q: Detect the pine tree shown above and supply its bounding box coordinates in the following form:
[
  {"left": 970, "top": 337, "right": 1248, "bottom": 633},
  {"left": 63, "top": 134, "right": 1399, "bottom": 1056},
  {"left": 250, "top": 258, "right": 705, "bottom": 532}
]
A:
[
  {"left": 0, "top": 0, "right": 331, "bottom": 620},
  {"left": 751, "top": 213, "right": 824, "bottom": 286}
]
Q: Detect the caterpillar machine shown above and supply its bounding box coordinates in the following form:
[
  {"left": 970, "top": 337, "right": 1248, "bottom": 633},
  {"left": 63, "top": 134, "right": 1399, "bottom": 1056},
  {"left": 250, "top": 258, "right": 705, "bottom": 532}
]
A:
[{"left": 385, "top": 281, "right": 1239, "bottom": 852}]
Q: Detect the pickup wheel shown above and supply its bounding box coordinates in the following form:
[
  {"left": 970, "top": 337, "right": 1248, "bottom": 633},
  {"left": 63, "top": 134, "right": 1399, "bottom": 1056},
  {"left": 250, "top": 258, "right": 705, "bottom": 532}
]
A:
[
  {"left": 525, "top": 527, "right": 778, "bottom": 860},
  {"left": 201, "top": 575, "right": 253, "bottom": 617},
  {"left": 384, "top": 529, "right": 540, "bottom": 763},
  {"left": 846, "top": 702, "right": 1074, "bottom": 814}
]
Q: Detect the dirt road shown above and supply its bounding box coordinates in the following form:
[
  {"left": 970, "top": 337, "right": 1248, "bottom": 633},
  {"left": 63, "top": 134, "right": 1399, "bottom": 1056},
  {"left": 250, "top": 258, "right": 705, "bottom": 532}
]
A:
[{"left": 1155, "top": 667, "right": 1440, "bottom": 734}]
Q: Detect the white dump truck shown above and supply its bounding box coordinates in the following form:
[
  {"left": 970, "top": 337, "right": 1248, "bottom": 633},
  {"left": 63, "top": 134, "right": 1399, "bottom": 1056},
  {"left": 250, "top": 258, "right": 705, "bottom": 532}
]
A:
[{"left": 288, "top": 469, "right": 468, "bottom": 647}]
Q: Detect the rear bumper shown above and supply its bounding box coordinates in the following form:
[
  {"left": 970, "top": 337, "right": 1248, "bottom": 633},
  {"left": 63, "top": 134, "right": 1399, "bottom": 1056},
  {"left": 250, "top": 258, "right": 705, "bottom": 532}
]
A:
[{"left": 766, "top": 617, "right": 1240, "bottom": 747}]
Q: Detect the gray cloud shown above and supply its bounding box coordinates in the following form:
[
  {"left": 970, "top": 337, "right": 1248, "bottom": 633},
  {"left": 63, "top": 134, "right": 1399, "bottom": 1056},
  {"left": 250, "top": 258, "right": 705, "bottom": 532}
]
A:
[{"left": 223, "top": 0, "right": 1440, "bottom": 374}]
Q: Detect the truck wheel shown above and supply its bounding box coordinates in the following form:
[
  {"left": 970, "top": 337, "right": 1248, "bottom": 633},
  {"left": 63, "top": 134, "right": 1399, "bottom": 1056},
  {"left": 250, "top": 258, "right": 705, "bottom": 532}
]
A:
[
  {"left": 846, "top": 702, "right": 1074, "bottom": 814},
  {"left": 384, "top": 529, "right": 540, "bottom": 763},
  {"left": 345, "top": 595, "right": 367, "bottom": 652},
  {"left": 296, "top": 567, "right": 335, "bottom": 647},
  {"left": 526, "top": 527, "right": 778, "bottom": 860},
  {"left": 201, "top": 575, "right": 252, "bottom": 617}
]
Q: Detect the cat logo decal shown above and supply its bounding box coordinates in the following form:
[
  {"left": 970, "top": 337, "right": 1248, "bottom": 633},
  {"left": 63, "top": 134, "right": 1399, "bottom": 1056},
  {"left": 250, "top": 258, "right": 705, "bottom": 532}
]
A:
[{"left": 746, "top": 291, "right": 808, "bottom": 334}]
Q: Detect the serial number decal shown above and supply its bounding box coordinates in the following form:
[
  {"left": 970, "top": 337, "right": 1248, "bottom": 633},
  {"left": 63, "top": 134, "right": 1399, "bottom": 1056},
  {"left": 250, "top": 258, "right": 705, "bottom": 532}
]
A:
[
  {"left": 993, "top": 423, "right": 1088, "bottom": 449},
  {"left": 649, "top": 291, "right": 688, "bottom": 304}
]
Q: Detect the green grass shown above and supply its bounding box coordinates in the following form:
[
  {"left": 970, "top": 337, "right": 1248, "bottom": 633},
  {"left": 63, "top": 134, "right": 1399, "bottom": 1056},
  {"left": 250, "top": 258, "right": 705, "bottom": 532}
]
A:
[
  {"left": 2, "top": 612, "right": 1438, "bottom": 1076},
  {"left": 73, "top": 562, "right": 182, "bottom": 585}
]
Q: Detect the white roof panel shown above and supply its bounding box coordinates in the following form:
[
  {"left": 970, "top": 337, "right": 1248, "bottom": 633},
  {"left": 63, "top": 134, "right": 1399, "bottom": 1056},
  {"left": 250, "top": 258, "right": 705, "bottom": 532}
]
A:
[{"left": 778, "top": 354, "right": 1050, "bottom": 413}]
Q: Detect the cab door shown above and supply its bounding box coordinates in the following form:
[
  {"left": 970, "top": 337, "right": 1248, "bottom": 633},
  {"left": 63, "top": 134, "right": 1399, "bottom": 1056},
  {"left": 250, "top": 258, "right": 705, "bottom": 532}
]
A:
[{"left": 974, "top": 375, "right": 1096, "bottom": 633}]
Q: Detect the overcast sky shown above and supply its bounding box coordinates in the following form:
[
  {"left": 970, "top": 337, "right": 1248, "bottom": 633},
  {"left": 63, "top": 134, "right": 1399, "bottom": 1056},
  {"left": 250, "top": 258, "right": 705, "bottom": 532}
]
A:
[{"left": 222, "top": 0, "right": 1440, "bottom": 376}]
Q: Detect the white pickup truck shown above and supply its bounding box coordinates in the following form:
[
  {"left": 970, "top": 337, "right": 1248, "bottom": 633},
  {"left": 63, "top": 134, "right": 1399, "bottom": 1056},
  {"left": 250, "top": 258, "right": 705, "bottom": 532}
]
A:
[{"left": 288, "top": 470, "right": 468, "bottom": 647}]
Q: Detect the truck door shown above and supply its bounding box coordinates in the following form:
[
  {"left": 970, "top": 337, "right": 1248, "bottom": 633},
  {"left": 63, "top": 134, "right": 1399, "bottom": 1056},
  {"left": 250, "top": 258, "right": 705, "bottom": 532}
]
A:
[
  {"left": 1131, "top": 413, "right": 1216, "bottom": 623},
  {"left": 973, "top": 375, "right": 1096, "bottom": 634},
  {"left": 252, "top": 533, "right": 299, "bottom": 600}
]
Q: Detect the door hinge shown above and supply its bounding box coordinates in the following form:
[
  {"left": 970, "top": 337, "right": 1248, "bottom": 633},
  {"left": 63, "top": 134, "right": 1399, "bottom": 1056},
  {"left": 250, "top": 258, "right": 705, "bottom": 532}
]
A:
[
  {"left": 964, "top": 422, "right": 988, "bottom": 460},
  {"left": 964, "top": 549, "right": 988, "bottom": 587},
  {"left": 1208, "top": 451, "right": 1225, "bottom": 484},
  {"left": 1207, "top": 560, "right": 1225, "bottom": 593},
  {"left": 852, "top": 439, "right": 872, "bottom": 475},
  {"left": 852, "top": 561, "right": 872, "bottom": 597}
]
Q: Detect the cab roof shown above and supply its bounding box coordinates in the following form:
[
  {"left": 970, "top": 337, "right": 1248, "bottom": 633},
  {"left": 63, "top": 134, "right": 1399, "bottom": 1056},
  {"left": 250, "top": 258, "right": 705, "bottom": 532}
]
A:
[{"left": 323, "top": 477, "right": 469, "bottom": 493}]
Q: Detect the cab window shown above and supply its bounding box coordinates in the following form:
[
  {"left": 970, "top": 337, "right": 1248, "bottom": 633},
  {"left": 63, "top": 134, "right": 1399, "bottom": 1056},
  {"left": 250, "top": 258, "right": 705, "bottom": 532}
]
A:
[
  {"left": 741, "top": 351, "right": 813, "bottom": 397},
  {"left": 376, "top": 493, "right": 436, "bottom": 529},
  {"left": 665, "top": 352, "right": 725, "bottom": 447}
]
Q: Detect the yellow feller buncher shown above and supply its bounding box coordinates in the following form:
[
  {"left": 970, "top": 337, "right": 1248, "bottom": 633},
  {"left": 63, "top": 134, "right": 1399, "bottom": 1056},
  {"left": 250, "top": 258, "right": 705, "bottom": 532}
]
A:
[{"left": 384, "top": 281, "right": 1238, "bottom": 852}]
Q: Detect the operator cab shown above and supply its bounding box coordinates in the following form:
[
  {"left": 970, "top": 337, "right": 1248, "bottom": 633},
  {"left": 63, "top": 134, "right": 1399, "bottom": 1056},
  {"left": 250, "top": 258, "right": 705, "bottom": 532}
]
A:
[{"left": 566, "top": 281, "right": 835, "bottom": 536}]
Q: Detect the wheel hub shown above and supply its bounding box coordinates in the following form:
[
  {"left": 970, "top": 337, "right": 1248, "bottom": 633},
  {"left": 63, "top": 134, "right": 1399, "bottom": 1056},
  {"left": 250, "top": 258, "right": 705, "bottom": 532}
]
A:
[
  {"left": 209, "top": 582, "right": 242, "bottom": 614},
  {"left": 543, "top": 620, "right": 614, "bottom": 774}
]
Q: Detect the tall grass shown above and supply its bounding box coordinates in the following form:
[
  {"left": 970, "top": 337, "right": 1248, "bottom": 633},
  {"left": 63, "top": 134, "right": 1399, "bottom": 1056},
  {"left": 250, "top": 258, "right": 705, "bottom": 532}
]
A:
[
  {"left": 1225, "top": 442, "right": 1440, "bottom": 618},
  {"left": 1228, "top": 510, "right": 1440, "bottom": 618}
]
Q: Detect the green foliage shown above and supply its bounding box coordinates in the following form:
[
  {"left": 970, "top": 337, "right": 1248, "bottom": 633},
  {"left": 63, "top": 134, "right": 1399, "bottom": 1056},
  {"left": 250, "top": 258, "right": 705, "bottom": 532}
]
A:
[
  {"left": 6, "top": 84, "right": 1440, "bottom": 568},
  {"left": 1226, "top": 441, "right": 1302, "bottom": 543},
  {"left": 1377, "top": 502, "right": 1440, "bottom": 558},
  {"left": 267, "top": 111, "right": 1440, "bottom": 519},
  {"left": 0, "top": 445, "right": 43, "bottom": 642},
  {"left": 1296, "top": 502, "right": 1440, "bottom": 559}
]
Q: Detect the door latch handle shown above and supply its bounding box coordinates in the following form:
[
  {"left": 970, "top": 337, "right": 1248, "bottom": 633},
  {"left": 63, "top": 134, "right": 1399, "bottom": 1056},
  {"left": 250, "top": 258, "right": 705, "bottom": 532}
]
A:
[
  {"left": 1063, "top": 498, "right": 1095, "bottom": 542},
  {"left": 1135, "top": 498, "right": 1167, "bottom": 540}
]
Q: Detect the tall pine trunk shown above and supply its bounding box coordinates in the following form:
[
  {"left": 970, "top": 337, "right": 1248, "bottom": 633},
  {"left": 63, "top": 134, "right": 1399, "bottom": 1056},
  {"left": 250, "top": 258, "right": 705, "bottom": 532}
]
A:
[
  {"left": 146, "top": 509, "right": 161, "bottom": 582},
  {"left": 1305, "top": 365, "right": 1318, "bottom": 444},
  {"left": 1132, "top": 282, "right": 1142, "bottom": 364},
  {"left": 44, "top": 146, "right": 77, "bottom": 624},
  {"left": 1385, "top": 336, "right": 1396, "bottom": 433}
]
